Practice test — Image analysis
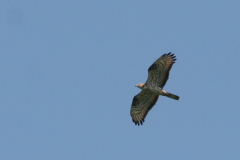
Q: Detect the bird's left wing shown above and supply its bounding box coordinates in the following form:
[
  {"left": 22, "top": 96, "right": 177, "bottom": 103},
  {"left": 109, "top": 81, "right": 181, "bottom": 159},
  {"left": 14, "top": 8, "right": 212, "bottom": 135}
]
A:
[
  {"left": 130, "top": 90, "right": 159, "bottom": 125},
  {"left": 146, "top": 52, "right": 176, "bottom": 88}
]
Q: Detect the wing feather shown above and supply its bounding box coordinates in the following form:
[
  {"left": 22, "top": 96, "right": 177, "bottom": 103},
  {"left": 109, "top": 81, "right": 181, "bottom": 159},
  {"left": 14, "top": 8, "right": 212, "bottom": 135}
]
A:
[
  {"left": 146, "top": 52, "right": 176, "bottom": 88},
  {"left": 130, "top": 90, "right": 159, "bottom": 125}
]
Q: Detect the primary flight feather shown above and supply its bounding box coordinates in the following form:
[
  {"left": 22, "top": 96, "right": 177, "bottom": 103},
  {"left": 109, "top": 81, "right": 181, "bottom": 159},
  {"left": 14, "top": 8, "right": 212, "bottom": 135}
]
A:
[{"left": 130, "top": 52, "right": 180, "bottom": 125}]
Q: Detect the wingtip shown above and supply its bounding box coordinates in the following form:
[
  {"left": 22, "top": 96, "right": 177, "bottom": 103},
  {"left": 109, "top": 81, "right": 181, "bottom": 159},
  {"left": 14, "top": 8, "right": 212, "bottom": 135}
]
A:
[
  {"left": 133, "top": 120, "right": 144, "bottom": 126},
  {"left": 164, "top": 52, "right": 176, "bottom": 60}
]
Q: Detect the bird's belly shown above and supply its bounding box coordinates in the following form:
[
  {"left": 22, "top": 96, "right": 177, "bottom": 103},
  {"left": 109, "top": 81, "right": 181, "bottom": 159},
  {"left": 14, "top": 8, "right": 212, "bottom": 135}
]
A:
[{"left": 144, "top": 85, "right": 163, "bottom": 95}]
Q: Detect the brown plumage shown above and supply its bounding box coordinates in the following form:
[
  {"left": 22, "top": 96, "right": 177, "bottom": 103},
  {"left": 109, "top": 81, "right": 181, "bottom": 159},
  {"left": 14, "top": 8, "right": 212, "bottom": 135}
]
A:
[{"left": 130, "top": 52, "right": 180, "bottom": 125}]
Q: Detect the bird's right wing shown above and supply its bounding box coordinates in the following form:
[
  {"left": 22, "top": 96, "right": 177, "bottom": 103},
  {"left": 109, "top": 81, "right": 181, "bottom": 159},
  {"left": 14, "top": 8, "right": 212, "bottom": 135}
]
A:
[{"left": 130, "top": 90, "right": 159, "bottom": 125}]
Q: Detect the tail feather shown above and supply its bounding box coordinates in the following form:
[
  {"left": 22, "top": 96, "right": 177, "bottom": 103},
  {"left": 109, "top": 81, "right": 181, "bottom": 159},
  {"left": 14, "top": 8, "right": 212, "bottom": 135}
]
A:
[{"left": 164, "top": 92, "right": 180, "bottom": 100}]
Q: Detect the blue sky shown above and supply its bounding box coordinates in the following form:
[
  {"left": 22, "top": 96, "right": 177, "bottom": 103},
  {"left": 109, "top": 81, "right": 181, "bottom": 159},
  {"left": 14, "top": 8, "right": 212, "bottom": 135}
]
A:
[{"left": 1, "top": 1, "right": 240, "bottom": 159}]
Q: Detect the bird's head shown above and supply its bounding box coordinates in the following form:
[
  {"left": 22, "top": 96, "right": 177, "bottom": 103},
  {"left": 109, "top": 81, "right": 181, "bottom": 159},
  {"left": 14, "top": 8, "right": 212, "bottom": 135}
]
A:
[{"left": 135, "top": 83, "right": 145, "bottom": 89}]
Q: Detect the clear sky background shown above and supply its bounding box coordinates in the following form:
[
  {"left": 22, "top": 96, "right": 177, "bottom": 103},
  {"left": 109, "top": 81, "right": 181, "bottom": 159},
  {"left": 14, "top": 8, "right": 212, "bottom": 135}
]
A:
[{"left": 1, "top": 1, "right": 240, "bottom": 160}]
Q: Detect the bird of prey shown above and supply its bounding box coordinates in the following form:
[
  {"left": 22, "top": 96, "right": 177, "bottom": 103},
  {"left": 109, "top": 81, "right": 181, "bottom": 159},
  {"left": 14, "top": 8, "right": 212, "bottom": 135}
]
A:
[{"left": 130, "top": 52, "right": 180, "bottom": 125}]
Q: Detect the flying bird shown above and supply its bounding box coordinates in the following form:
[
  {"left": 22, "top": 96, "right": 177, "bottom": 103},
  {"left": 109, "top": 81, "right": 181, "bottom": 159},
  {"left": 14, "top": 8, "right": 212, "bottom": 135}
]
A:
[{"left": 130, "top": 52, "right": 180, "bottom": 125}]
